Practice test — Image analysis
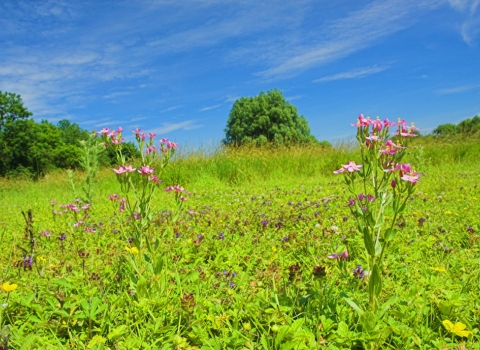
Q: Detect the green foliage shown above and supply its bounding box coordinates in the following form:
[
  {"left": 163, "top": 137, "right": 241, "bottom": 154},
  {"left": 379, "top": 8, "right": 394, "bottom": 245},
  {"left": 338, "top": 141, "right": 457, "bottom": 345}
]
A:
[
  {"left": 224, "top": 89, "right": 317, "bottom": 146},
  {"left": 0, "top": 119, "right": 63, "bottom": 178},
  {"left": 432, "top": 115, "right": 480, "bottom": 136},
  {"left": 0, "top": 91, "right": 33, "bottom": 132}
]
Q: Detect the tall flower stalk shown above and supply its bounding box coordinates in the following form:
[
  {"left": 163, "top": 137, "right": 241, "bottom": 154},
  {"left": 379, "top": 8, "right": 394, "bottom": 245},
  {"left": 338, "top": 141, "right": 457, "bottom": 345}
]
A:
[
  {"left": 334, "top": 115, "right": 422, "bottom": 309},
  {"left": 100, "top": 127, "right": 185, "bottom": 251}
]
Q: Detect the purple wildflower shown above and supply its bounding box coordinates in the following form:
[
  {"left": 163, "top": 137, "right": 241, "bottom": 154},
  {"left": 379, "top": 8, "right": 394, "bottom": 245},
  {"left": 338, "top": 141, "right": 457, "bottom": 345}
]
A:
[{"left": 353, "top": 264, "right": 365, "bottom": 279}]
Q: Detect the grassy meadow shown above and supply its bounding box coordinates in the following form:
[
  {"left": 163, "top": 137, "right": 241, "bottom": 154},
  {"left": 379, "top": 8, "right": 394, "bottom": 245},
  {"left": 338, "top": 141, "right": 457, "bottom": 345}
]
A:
[{"left": 0, "top": 135, "right": 480, "bottom": 349}]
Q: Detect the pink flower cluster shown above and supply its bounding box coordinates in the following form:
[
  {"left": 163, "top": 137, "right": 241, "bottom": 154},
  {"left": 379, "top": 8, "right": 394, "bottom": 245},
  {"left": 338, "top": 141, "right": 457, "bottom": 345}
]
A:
[
  {"left": 160, "top": 138, "right": 178, "bottom": 153},
  {"left": 100, "top": 127, "right": 125, "bottom": 146},
  {"left": 352, "top": 114, "right": 418, "bottom": 139},
  {"left": 113, "top": 165, "right": 136, "bottom": 175},
  {"left": 165, "top": 185, "right": 190, "bottom": 201},
  {"left": 383, "top": 163, "right": 422, "bottom": 184},
  {"left": 333, "top": 161, "right": 363, "bottom": 174}
]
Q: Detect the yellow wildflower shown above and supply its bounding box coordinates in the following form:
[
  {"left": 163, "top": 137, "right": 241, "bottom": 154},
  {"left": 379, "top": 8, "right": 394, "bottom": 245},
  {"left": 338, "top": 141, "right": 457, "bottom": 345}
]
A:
[
  {"left": 444, "top": 210, "right": 452, "bottom": 215},
  {"left": 430, "top": 267, "right": 446, "bottom": 272},
  {"left": 442, "top": 320, "right": 472, "bottom": 337},
  {"left": 125, "top": 247, "right": 139, "bottom": 254},
  {"left": 2, "top": 282, "right": 18, "bottom": 292}
]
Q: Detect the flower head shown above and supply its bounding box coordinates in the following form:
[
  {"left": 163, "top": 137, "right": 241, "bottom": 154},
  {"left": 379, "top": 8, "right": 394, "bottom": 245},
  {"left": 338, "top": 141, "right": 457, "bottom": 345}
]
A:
[
  {"left": 125, "top": 246, "right": 139, "bottom": 254},
  {"left": 344, "top": 161, "right": 362, "bottom": 172},
  {"left": 353, "top": 264, "right": 365, "bottom": 279},
  {"left": 334, "top": 161, "right": 362, "bottom": 174},
  {"left": 2, "top": 282, "right": 18, "bottom": 292},
  {"left": 442, "top": 320, "right": 471, "bottom": 337},
  {"left": 138, "top": 165, "right": 154, "bottom": 175}
]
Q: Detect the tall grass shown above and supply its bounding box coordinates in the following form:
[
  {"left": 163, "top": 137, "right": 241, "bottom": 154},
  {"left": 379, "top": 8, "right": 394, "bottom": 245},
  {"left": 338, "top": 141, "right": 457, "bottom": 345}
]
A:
[{"left": 1, "top": 135, "right": 478, "bottom": 197}]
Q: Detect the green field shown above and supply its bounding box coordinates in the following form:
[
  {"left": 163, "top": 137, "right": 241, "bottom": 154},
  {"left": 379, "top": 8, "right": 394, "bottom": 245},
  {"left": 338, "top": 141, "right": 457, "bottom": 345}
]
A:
[{"left": 0, "top": 135, "right": 480, "bottom": 349}]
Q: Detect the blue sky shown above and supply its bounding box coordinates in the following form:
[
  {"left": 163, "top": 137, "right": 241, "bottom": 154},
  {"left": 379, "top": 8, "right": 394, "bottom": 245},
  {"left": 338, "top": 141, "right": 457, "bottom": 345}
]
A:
[{"left": 1, "top": 0, "right": 479, "bottom": 146}]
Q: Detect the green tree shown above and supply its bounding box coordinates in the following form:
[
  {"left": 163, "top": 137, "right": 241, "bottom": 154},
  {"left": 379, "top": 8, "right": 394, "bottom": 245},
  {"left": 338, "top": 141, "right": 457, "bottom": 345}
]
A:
[
  {"left": 456, "top": 115, "right": 480, "bottom": 135},
  {"left": 224, "top": 89, "right": 317, "bottom": 146},
  {"left": 432, "top": 123, "right": 458, "bottom": 136},
  {"left": 0, "top": 91, "right": 33, "bottom": 132},
  {"left": 0, "top": 119, "right": 63, "bottom": 178}
]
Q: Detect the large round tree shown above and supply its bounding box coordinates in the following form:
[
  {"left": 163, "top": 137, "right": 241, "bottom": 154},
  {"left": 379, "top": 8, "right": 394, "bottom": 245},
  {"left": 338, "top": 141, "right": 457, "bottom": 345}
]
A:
[{"left": 224, "top": 89, "right": 317, "bottom": 146}]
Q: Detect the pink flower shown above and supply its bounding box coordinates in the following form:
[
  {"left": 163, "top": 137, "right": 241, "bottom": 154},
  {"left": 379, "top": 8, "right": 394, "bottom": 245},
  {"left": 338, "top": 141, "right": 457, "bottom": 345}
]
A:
[
  {"left": 82, "top": 204, "right": 90, "bottom": 211},
  {"left": 132, "top": 212, "right": 141, "bottom": 220},
  {"left": 100, "top": 128, "right": 110, "bottom": 135},
  {"left": 351, "top": 114, "right": 371, "bottom": 127},
  {"left": 41, "top": 230, "right": 52, "bottom": 237},
  {"left": 109, "top": 194, "right": 119, "bottom": 201},
  {"left": 401, "top": 174, "right": 420, "bottom": 184},
  {"left": 167, "top": 141, "right": 178, "bottom": 149},
  {"left": 148, "top": 175, "right": 162, "bottom": 184},
  {"left": 160, "top": 138, "right": 169, "bottom": 143},
  {"left": 119, "top": 198, "right": 126, "bottom": 212},
  {"left": 400, "top": 163, "right": 412, "bottom": 174},
  {"left": 333, "top": 161, "right": 362, "bottom": 174},
  {"left": 146, "top": 146, "right": 157, "bottom": 154},
  {"left": 165, "top": 185, "right": 190, "bottom": 194},
  {"left": 383, "top": 118, "right": 395, "bottom": 127},
  {"left": 113, "top": 166, "right": 127, "bottom": 175},
  {"left": 366, "top": 135, "right": 381, "bottom": 142},
  {"left": 132, "top": 128, "right": 142, "bottom": 135},
  {"left": 383, "top": 163, "right": 400, "bottom": 173},
  {"left": 117, "top": 126, "right": 123, "bottom": 133},
  {"left": 344, "top": 161, "right": 362, "bottom": 172},
  {"left": 73, "top": 220, "right": 84, "bottom": 227},
  {"left": 111, "top": 137, "right": 125, "bottom": 145},
  {"left": 124, "top": 165, "right": 136, "bottom": 173},
  {"left": 68, "top": 204, "right": 80, "bottom": 213},
  {"left": 138, "top": 165, "right": 154, "bottom": 175},
  {"left": 391, "top": 179, "right": 397, "bottom": 188},
  {"left": 371, "top": 119, "right": 383, "bottom": 132},
  {"left": 149, "top": 133, "right": 156, "bottom": 139}
]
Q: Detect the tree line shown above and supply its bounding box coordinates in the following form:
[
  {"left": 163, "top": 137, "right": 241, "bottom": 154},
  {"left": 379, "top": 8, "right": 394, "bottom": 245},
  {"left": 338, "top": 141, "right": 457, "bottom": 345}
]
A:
[
  {"left": 432, "top": 115, "right": 480, "bottom": 136},
  {"left": 1, "top": 89, "right": 478, "bottom": 179},
  {"left": 0, "top": 91, "right": 138, "bottom": 179}
]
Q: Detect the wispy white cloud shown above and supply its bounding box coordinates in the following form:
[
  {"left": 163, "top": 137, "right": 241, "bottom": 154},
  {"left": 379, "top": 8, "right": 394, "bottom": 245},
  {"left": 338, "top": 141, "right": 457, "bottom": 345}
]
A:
[
  {"left": 285, "top": 95, "right": 302, "bottom": 101},
  {"left": 103, "top": 91, "right": 131, "bottom": 100},
  {"left": 437, "top": 83, "right": 480, "bottom": 94},
  {"left": 447, "top": 0, "right": 480, "bottom": 45},
  {"left": 150, "top": 120, "right": 203, "bottom": 135},
  {"left": 160, "top": 105, "right": 183, "bottom": 113},
  {"left": 257, "top": 0, "right": 441, "bottom": 79},
  {"left": 199, "top": 104, "right": 222, "bottom": 112},
  {"left": 313, "top": 65, "right": 390, "bottom": 83}
]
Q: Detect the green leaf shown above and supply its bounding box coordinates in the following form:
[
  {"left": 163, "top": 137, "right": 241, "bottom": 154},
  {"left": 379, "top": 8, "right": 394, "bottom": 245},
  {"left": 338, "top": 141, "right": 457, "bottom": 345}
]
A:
[
  {"left": 343, "top": 297, "right": 364, "bottom": 316},
  {"left": 378, "top": 295, "right": 398, "bottom": 319},
  {"left": 50, "top": 278, "right": 72, "bottom": 289},
  {"left": 384, "top": 228, "right": 397, "bottom": 242},
  {"left": 107, "top": 325, "right": 128, "bottom": 340},
  {"left": 375, "top": 239, "right": 382, "bottom": 256},
  {"left": 369, "top": 264, "right": 383, "bottom": 299},
  {"left": 136, "top": 276, "right": 148, "bottom": 298},
  {"left": 154, "top": 255, "right": 164, "bottom": 275},
  {"left": 363, "top": 227, "right": 375, "bottom": 257},
  {"left": 336, "top": 321, "right": 349, "bottom": 338},
  {"left": 359, "top": 311, "right": 377, "bottom": 332}
]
